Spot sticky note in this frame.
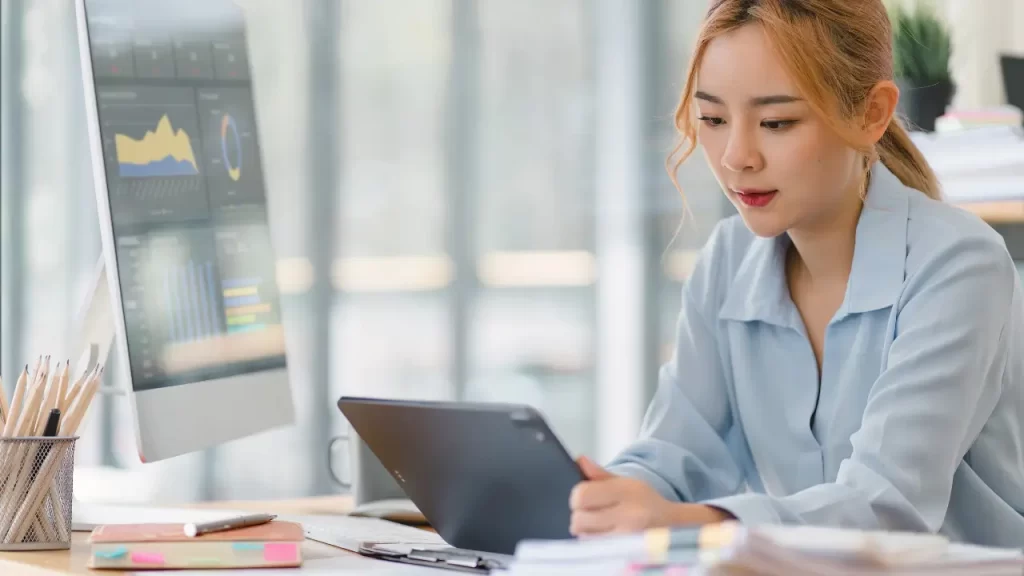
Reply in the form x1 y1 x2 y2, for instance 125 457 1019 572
130 552 165 565
94 546 128 560
263 542 298 563
232 542 265 551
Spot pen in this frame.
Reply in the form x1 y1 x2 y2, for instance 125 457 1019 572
42 409 60 438
184 513 277 538
28 409 62 484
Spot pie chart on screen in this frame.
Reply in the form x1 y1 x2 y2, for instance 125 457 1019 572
220 113 242 182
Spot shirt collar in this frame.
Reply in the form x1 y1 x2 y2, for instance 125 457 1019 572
718 161 910 327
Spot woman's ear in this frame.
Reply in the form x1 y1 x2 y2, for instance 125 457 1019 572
862 80 900 144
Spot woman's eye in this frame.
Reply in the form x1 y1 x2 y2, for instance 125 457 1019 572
762 119 797 131
697 115 725 127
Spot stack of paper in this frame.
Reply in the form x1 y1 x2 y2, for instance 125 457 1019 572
909 126 1024 203
500 522 1024 576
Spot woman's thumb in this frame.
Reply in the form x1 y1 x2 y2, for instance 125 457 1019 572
577 455 614 480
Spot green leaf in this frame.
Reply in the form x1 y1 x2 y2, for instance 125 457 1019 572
890 2 952 85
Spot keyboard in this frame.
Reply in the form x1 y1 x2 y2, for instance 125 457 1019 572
301 515 447 553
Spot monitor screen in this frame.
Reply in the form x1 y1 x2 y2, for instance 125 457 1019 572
83 0 285 391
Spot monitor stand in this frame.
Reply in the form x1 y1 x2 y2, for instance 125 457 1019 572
67 257 132 530
67 258 248 530
69 256 119 393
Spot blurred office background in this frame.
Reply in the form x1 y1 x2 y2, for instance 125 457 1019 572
1 0 1022 505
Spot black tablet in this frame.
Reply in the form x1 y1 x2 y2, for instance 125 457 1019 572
337 396 584 555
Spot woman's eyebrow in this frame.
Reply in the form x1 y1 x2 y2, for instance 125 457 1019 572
750 94 803 106
694 90 803 106
694 90 724 104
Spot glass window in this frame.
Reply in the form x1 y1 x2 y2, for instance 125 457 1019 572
470 0 597 455
333 0 454 416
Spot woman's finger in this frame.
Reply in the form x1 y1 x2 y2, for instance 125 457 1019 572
577 456 614 480
569 479 620 511
569 509 617 536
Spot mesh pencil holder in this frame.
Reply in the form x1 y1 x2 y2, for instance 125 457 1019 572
0 437 77 551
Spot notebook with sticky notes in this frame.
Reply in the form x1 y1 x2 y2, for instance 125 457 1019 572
86 520 303 570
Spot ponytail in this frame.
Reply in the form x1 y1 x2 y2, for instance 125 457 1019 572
876 118 942 200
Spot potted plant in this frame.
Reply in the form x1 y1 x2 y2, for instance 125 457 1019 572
891 3 955 132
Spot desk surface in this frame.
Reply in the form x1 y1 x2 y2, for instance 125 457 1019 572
959 200 1024 224
0 495 358 575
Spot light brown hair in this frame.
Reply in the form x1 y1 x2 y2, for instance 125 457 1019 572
669 0 941 200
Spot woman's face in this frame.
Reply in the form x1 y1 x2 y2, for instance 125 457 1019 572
695 23 862 238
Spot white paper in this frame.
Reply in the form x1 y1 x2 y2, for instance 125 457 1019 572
290 513 447 553
909 127 1024 203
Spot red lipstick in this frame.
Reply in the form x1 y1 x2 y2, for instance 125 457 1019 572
733 188 777 208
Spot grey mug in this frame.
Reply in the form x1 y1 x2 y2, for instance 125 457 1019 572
327 431 408 506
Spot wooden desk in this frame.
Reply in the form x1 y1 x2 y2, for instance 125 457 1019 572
958 200 1024 224
0 496 359 575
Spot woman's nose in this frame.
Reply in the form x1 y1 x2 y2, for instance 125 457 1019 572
721 128 764 173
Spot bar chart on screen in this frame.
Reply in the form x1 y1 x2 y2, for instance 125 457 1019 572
163 259 223 343
222 276 270 335
115 228 225 387
214 213 282 336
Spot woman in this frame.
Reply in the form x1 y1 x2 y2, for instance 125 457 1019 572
570 0 1024 546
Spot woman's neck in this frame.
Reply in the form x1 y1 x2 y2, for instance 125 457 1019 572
786 189 863 285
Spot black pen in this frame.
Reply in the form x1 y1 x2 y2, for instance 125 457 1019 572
184 513 277 538
27 409 62 485
42 408 60 437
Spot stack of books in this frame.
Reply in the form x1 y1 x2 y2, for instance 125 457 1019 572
87 520 304 570
502 522 1024 576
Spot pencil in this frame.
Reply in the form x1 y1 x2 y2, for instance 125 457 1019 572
33 363 62 436
61 366 103 437
0 375 8 427
59 365 92 417
0 360 49 510
53 361 69 413
0 368 28 488
14 368 46 438
0 362 48 510
3 366 28 438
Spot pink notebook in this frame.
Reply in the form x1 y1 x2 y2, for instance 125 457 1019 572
87 521 303 570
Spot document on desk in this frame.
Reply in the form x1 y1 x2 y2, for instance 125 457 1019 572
168 554 444 574
288 514 447 553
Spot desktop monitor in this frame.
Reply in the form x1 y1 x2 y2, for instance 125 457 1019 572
74 0 295 462
1002 55 1024 120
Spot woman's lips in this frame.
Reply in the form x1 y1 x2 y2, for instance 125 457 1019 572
733 188 778 208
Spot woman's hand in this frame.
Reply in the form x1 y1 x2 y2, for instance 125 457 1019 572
569 456 734 536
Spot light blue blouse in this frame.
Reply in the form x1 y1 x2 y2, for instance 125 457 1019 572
608 162 1024 546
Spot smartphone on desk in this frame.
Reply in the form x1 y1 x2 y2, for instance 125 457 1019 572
337 397 585 556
